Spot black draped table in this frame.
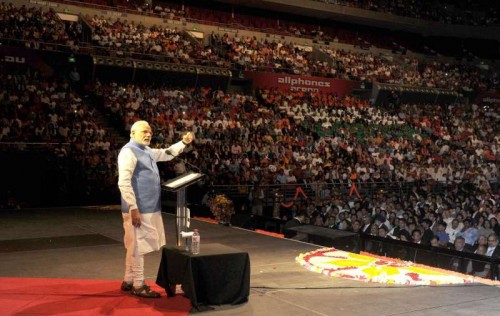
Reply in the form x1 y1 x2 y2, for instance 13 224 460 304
156 243 250 309
286 225 360 252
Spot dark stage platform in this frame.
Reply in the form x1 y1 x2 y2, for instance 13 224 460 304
1 207 500 315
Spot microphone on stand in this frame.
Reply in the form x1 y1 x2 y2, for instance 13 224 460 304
166 149 203 174
165 148 175 156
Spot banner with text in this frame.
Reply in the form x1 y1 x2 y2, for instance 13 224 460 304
244 71 360 97
0 46 54 76
475 92 500 107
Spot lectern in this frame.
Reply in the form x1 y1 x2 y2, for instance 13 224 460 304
162 172 204 247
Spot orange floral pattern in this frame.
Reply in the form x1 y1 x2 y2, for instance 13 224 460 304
297 248 499 286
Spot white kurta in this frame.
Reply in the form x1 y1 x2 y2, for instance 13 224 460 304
123 212 166 256
119 140 187 256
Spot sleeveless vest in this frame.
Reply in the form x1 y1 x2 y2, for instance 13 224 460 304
120 141 161 213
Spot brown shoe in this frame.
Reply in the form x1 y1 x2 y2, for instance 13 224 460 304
131 284 161 298
120 281 133 291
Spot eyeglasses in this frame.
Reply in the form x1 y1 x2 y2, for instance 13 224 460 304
488 239 497 242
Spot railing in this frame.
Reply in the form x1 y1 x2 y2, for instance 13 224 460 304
208 180 499 211
0 37 229 68
1 35 335 78
361 234 500 280
0 142 70 151
281 226 500 281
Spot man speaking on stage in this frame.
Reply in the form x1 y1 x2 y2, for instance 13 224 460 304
118 120 193 298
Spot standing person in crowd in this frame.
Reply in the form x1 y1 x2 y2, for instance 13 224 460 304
284 211 306 240
249 184 265 216
486 234 500 279
467 245 490 278
118 120 193 298
446 218 462 244
361 214 373 234
420 219 434 245
449 236 471 273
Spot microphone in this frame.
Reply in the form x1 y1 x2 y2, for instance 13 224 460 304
167 149 203 174
165 148 174 156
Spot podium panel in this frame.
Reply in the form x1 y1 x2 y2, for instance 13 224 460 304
162 172 203 247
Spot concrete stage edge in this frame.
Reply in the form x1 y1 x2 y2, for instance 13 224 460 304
1 207 499 316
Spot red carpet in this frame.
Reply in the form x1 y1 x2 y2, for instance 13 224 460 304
0 277 191 315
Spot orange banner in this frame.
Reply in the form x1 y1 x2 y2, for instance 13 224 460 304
281 186 309 208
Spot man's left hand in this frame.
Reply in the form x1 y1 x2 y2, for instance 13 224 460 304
130 208 141 227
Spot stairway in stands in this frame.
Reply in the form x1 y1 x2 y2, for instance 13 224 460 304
89 104 128 146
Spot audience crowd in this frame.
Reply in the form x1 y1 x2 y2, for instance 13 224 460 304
214 33 315 75
208 30 500 90
0 68 119 205
151 0 499 59
212 33 499 92
321 48 499 91
87 14 224 66
300 178 500 275
96 81 498 190
2 68 499 277
1 2 499 276
93 80 499 274
0 3 78 49
2 3 498 92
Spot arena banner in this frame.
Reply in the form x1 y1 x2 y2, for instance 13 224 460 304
244 71 360 97
475 92 500 106
0 46 53 76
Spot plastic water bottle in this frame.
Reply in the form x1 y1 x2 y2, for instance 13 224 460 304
191 229 200 255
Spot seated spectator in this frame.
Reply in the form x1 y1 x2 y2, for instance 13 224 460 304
378 225 389 238
456 218 479 247
389 217 411 241
451 236 471 253
472 234 488 252
466 244 490 278
350 219 362 233
411 229 422 244
430 236 441 248
434 221 450 247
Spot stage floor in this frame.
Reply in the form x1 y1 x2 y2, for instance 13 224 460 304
1 207 500 316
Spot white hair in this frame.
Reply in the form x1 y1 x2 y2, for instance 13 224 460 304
130 120 149 132
130 120 150 139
